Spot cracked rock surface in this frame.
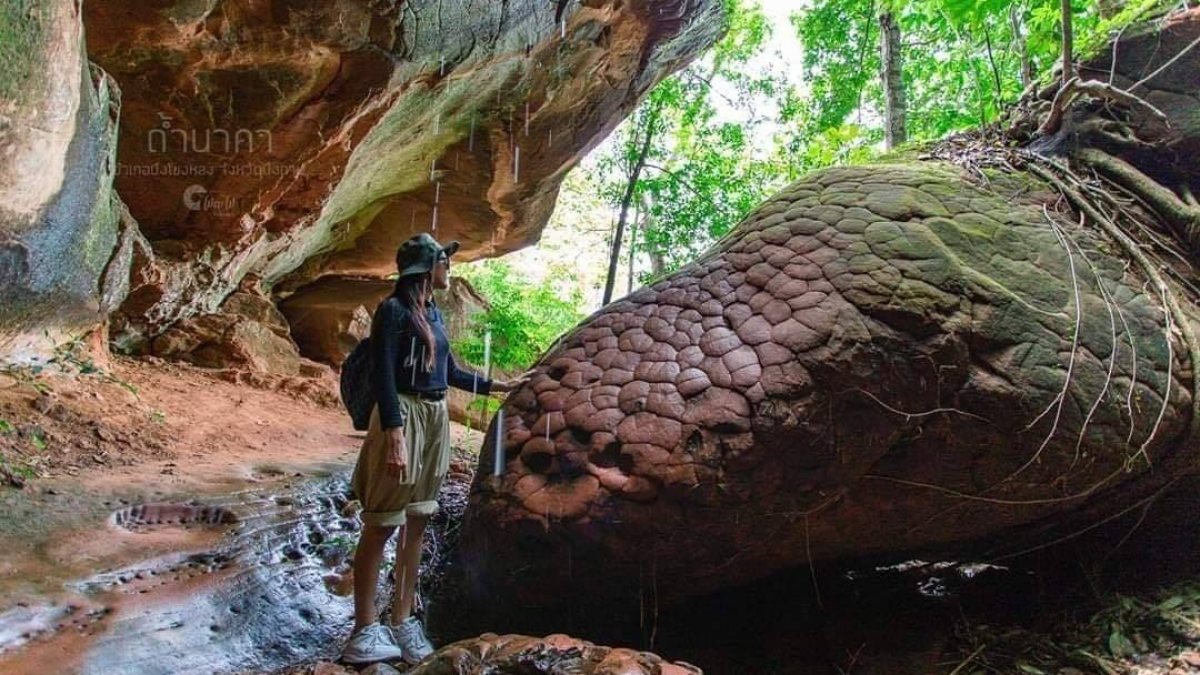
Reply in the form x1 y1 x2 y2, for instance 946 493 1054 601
456 162 1195 613
406 633 701 675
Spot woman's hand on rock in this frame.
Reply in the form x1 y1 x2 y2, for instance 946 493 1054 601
491 370 535 394
385 427 408 482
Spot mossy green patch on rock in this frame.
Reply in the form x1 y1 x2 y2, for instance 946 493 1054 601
0 0 52 108
0 5 136 364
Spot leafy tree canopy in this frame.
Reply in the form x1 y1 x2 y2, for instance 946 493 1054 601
452 260 586 372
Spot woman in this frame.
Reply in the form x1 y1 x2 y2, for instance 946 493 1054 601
342 233 527 665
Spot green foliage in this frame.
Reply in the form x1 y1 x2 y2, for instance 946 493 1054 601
466 396 502 418
951 580 1200 673
452 261 586 372
0 457 36 484
575 0 1176 293
791 0 1174 147
791 0 882 134
1074 0 1174 56
0 417 38 485
596 0 792 278
316 534 356 560
2 331 143 399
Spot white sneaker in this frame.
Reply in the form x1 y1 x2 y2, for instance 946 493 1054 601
341 623 406 664
390 615 435 664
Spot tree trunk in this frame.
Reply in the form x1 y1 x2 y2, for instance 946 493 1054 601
1061 0 1074 85
603 122 656 306
627 206 641 295
879 10 906 150
854 1 876 125
1010 4 1033 89
649 249 666 277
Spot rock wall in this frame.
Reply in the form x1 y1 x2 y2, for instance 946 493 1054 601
279 276 485 365
80 0 724 349
1072 8 1200 187
0 1 138 363
150 281 306 374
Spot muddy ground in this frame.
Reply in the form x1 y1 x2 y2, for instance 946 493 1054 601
0 355 480 673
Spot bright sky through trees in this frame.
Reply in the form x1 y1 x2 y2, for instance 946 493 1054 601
709 1 808 136
489 1 809 309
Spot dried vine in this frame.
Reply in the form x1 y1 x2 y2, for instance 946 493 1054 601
928 11 1200 454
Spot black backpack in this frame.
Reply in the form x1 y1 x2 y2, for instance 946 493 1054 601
341 298 396 431
339 337 373 431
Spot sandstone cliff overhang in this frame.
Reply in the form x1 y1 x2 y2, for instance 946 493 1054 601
81 0 725 346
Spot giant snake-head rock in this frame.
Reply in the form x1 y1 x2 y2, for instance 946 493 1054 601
452 9 1200 622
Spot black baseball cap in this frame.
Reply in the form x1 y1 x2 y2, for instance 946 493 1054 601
396 233 460 277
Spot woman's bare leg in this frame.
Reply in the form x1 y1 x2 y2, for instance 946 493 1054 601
353 524 396 631
392 514 429 621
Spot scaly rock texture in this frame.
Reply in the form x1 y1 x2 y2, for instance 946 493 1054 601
406 633 702 675
81 0 724 347
298 634 701 675
0 1 139 363
456 162 1196 615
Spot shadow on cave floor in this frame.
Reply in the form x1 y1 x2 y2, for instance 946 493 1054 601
617 478 1200 675
427 475 1200 675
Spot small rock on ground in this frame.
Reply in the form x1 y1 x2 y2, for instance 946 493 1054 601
360 664 403 675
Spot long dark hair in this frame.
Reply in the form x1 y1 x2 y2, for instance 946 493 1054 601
394 273 437 372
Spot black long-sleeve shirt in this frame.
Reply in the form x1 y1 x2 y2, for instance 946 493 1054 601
370 296 492 429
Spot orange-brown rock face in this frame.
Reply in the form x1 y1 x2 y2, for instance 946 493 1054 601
82 0 723 346
279 276 487 366
455 163 1196 618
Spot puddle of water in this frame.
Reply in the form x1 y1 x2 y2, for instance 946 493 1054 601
0 474 360 675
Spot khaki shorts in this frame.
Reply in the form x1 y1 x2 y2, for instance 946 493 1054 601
351 393 451 527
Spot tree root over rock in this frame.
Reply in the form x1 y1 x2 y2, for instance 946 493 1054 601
1019 158 1200 449
931 36 1200 455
